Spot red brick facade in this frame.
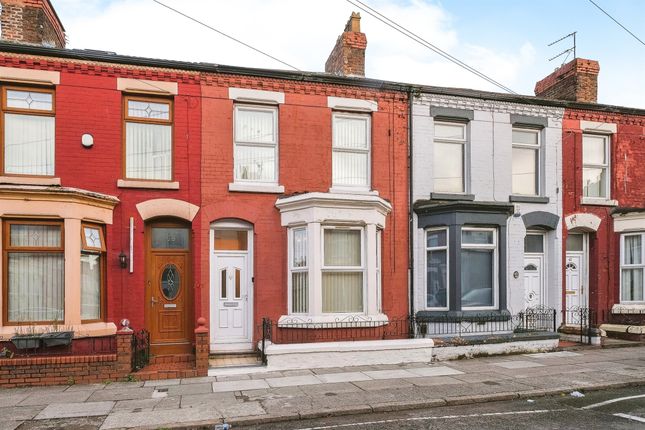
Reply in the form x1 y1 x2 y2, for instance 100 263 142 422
0 0 65 48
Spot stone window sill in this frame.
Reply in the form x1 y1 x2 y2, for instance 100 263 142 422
117 179 179 190
430 192 475 201
612 303 645 314
0 176 61 186
509 195 550 204
0 321 116 341
228 182 285 194
581 197 618 207
277 313 389 328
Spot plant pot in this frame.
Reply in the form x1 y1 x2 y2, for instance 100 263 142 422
41 331 74 347
10 335 41 350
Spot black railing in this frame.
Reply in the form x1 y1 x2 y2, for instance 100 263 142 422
131 329 150 371
561 307 597 344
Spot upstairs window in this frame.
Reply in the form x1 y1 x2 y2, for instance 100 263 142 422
332 113 370 190
2 87 55 176
512 128 540 195
434 122 466 193
582 134 610 198
124 96 172 181
234 105 278 183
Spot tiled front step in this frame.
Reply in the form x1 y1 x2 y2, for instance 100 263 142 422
149 354 195 365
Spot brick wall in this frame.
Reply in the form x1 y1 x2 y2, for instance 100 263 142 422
325 12 366 77
535 59 599 103
0 0 65 47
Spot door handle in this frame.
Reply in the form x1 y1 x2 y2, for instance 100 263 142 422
151 296 158 306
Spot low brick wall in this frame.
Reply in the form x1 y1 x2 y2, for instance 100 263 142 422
0 330 132 388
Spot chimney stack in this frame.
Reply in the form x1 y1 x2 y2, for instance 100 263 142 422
0 0 66 48
325 12 367 77
534 58 599 103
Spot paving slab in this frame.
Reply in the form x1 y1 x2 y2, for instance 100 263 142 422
153 395 181 410
99 407 222 429
265 375 322 388
0 405 45 420
452 371 516 383
19 390 93 406
142 378 181 387
352 377 415 391
218 400 266 418
405 366 463 377
315 371 372 384
406 376 465 387
491 360 546 369
298 382 363 396
86 387 154 402
165 382 212 396
20 416 105 430
524 351 582 359
111 398 161 412
0 393 30 408
35 401 114 419
180 392 237 409
0 421 21 430
180 376 217 385
362 369 418 380
212 378 269 392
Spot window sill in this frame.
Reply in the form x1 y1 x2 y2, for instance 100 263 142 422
580 197 618 207
416 310 510 322
277 313 389 328
430 192 475 201
117 179 179 190
328 187 379 196
0 176 61 186
228 182 285 194
509 195 550 204
0 321 116 341
612 304 645 314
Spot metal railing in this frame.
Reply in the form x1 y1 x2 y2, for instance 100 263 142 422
561 306 597 344
131 329 150 371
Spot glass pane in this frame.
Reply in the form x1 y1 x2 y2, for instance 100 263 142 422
512 147 538 195
433 141 463 193
462 229 494 245
7 252 64 322
234 269 241 299
151 227 189 249
235 108 275 143
10 224 61 248
81 253 101 320
160 264 180 300
6 90 53 110
292 272 309 313
427 229 447 248
334 116 368 149
524 234 544 253
582 167 606 197
322 272 363 312
220 269 227 299
125 122 172 180
427 249 447 308
324 230 361 267
566 234 583 251
435 123 465 140
127 100 170 120
83 227 102 249
235 144 276 181
512 129 538 145
4 113 55 176
332 151 368 187
214 230 248 251
624 235 642 265
622 268 644 302
292 229 307 267
461 249 493 307
583 135 606 165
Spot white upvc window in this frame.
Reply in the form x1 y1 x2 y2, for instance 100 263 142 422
426 227 449 310
620 233 645 303
460 227 498 310
433 121 467 193
288 227 309 314
512 128 540 196
332 112 371 190
322 227 365 313
234 104 278 184
582 134 610 199
376 229 382 313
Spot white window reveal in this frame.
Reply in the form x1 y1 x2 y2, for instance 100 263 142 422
234 105 278 184
512 128 540 196
621 233 645 302
426 228 448 309
322 228 364 313
332 113 371 190
289 227 309 313
582 134 610 199
433 122 466 193
461 227 497 310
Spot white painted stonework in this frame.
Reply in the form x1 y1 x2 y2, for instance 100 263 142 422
432 338 559 362
565 213 601 232
228 87 285 104
613 212 645 233
327 96 378 112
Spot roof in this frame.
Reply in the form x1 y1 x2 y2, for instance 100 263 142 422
1 41 644 116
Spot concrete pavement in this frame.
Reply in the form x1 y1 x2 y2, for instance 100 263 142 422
2 346 645 429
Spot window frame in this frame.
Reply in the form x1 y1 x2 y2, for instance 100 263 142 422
376 228 382 314
233 103 279 185
1 86 56 177
620 233 645 303
425 226 449 311
288 226 309 315
122 94 174 182
2 219 65 326
320 225 366 314
331 111 372 191
460 226 498 311
80 222 106 323
511 127 541 196
582 133 611 199
433 120 468 194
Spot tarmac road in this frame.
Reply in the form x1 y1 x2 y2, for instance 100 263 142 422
240 386 645 429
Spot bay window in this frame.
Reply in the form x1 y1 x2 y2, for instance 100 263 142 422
81 223 106 321
234 105 278 183
582 134 610 198
512 128 540 195
2 87 55 176
322 228 364 313
289 227 308 314
433 122 466 193
621 233 645 302
461 228 497 309
124 96 173 181
332 113 370 190
426 228 448 309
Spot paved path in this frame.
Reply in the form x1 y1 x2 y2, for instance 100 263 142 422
2 346 645 429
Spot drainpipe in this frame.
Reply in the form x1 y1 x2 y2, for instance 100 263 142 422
408 87 415 319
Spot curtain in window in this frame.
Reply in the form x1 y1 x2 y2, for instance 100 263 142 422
332 152 368 187
433 142 463 193
324 230 361 266
460 249 493 307
236 109 275 143
624 236 642 265
81 253 101 320
4 114 55 175
333 116 369 187
291 229 308 313
622 269 644 301
125 122 171 180
8 253 64 322
322 272 363 312
235 144 276 181
10 224 60 247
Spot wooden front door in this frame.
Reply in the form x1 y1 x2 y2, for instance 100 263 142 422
146 223 192 354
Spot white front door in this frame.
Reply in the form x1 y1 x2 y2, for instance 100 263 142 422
212 254 250 346
523 255 544 308
565 253 584 322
